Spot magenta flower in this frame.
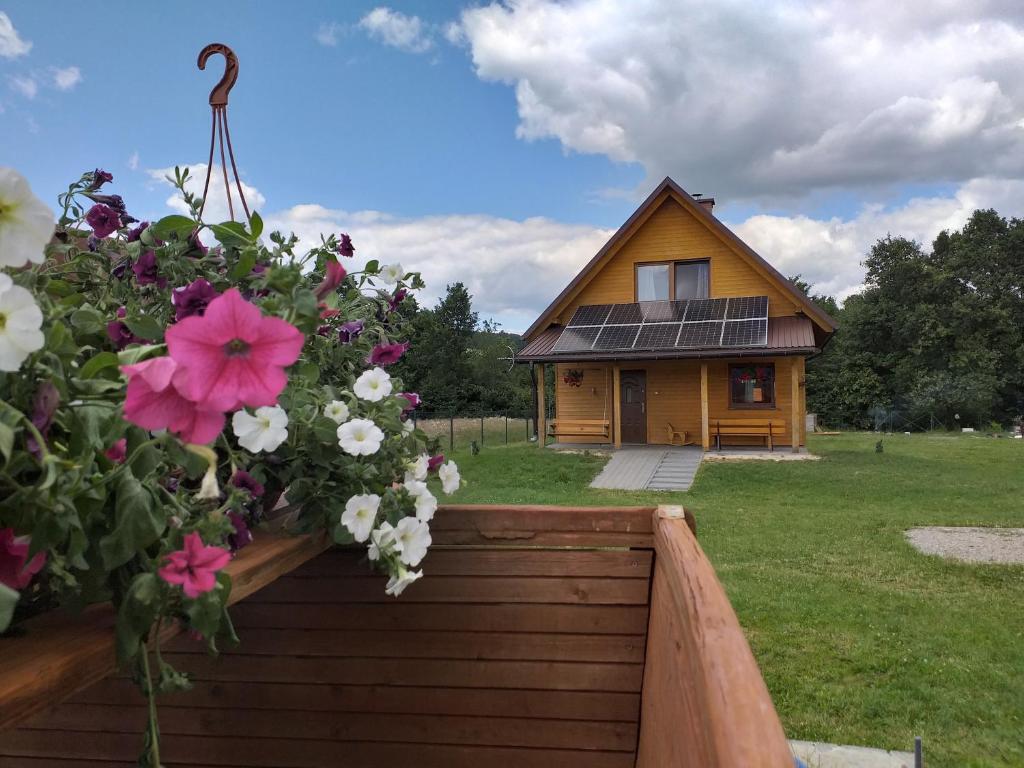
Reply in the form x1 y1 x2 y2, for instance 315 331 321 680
122 356 225 444
338 320 364 344
315 258 347 300
231 469 264 497
227 511 253 552
172 279 220 321
388 288 408 313
336 233 355 258
85 203 121 238
0 529 47 591
165 288 304 411
133 250 166 288
186 231 208 258
398 391 420 416
88 169 114 190
107 308 147 350
427 453 445 473
104 438 127 464
126 221 149 243
367 341 409 366
158 531 231 598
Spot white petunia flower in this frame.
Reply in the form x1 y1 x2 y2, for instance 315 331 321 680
337 417 385 456
439 460 461 495
385 566 422 597
368 521 399 561
403 479 437 521
196 465 221 500
379 263 404 285
0 168 54 268
324 400 350 424
405 454 429 482
401 420 415 435
341 493 380 542
0 273 44 372
232 406 289 453
353 367 392 402
394 517 431 567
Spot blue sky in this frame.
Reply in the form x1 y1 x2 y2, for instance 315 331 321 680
3 2 1024 331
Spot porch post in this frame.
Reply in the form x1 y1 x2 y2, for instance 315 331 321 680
536 363 546 448
791 359 800 454
700 363 710 451
612 365 622 448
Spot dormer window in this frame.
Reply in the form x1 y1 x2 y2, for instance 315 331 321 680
636 260 709 302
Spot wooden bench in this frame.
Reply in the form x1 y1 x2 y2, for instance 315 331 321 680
548 418 610 440
712 418 786 451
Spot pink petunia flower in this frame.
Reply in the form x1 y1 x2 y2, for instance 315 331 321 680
158 531 231 598
0 529 47 590
165 288 304 411
427 453 445 473
367 341 409 366
398 392 420 418
104 438 128 464
314 258 347 300
121 356 225 444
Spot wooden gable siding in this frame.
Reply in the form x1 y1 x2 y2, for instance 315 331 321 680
552 197 799 327
555 357 805 447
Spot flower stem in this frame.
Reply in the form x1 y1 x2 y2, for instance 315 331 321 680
140 636 163 767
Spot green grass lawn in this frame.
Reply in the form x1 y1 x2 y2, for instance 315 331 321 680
443 433 1024 768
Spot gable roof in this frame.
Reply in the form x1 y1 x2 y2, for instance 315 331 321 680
523 177 837 340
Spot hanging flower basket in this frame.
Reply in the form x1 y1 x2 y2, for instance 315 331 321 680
562 369 584 387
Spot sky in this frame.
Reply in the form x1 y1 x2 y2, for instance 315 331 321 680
3 1 1024 332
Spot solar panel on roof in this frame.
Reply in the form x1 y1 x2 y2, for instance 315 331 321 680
594 324 641 350
566 304 612 327
640 300 687 322
684 298 728 322
606 303 643 325
721 318 768 347
635 323 682 349
725 296 768 320
676 321 724 348
551 326 601 352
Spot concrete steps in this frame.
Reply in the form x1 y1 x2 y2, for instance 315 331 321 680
646 449 703 491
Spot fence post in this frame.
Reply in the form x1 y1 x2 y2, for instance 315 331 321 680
480 415 484 447
449 413 454 453
505 412 509 445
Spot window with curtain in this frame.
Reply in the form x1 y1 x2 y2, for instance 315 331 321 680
636 264 670 301
729 364 775 407
674 261 709 300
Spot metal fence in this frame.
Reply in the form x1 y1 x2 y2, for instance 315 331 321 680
410 410 552 452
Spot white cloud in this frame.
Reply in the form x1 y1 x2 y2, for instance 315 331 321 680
128 151 140 171
359 7 434 54
454 0 1024 201
147 163 267 225
315 21 343 47
51 66 81 91
7 75 37 99
0 12 31 59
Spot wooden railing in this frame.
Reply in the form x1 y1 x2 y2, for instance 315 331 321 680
636 506 792 766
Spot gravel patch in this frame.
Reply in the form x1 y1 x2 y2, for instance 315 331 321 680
906 527 1024 565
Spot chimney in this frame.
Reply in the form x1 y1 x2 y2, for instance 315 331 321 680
692 193 715 214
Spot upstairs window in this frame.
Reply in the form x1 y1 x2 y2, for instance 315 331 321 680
636 260 710 302
730 364 775 407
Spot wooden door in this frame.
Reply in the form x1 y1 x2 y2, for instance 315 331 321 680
620 370 647 443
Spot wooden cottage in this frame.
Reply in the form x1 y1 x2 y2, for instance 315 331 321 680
520 178 836 452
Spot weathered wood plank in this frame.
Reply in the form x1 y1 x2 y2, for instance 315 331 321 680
635 507 791 767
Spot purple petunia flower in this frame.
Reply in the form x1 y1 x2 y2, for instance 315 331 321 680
27 381 59 459
227 511 254 552
338 319 364 344
387 288 408 314
126 221 150 242
185 231 208 258
336 233 355 258
315 258 347 300
427 453 445 473
231 470 265 498
85 192 127 216
85 203 121 238
87 234 101 252
172 278 219 321
398 392 420 416
88 169 113 191
132 250 166 288
367 341 409 366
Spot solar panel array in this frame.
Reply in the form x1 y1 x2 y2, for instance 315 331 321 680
552 296 768 353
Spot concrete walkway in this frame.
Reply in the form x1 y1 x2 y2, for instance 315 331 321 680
589 446 703 491
790 740 915 768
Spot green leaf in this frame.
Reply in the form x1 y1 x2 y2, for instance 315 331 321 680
115 572 161 664
209 221 253 249
248 211 264 239
0 422 13 464
70 307 105 334
123 315 163 342
117 343 165 366
99 471 167 570
229 247 257 280
150 215 196 242
0 584 18 633
80 351 120 379
299 362 320 384
364 259 379 274
185 571 231 642
69 403 117 454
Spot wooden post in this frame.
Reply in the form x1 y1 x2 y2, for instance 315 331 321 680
536 363 546 448
791 360 800 453
613 365 622 448
700 363 709 451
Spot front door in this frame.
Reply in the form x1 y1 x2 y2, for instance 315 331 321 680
620 370 647 443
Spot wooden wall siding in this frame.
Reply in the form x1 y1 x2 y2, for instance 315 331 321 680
556 358 804 448
636 510 792 767
554 198 800 326
554 363 612 443
0 507 659 768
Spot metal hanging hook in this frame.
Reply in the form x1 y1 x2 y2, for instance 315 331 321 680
197 43 239 107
